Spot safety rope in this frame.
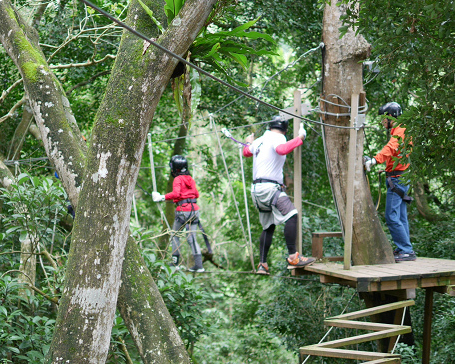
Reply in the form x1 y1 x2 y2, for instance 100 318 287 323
391 305 407 354
147 133 171 230
211 114 255 272
238 144 255 272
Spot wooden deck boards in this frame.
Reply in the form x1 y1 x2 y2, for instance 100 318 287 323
303 257 455 292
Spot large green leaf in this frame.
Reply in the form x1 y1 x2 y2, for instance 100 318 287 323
228 53 248 70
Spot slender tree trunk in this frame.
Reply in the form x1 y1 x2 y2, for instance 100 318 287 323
0 0 216 362
322 0 394 265
18 234 36 298
7 102 34 161
0 159 14 190
413 179 441 221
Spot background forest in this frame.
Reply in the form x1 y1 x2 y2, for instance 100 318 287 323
1 0 454 363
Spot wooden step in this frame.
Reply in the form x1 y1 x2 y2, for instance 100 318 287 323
300 300 414 363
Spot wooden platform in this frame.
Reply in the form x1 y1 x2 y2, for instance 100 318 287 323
303 257 455 294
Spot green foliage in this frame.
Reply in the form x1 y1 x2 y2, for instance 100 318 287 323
164 0 185 24
190 18 277 86
340 0 455 194
195 325 297 363
0 276 54 362
0 173 67 243
393 343 419 364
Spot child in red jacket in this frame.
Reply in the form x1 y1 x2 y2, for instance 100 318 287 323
152 155 204 272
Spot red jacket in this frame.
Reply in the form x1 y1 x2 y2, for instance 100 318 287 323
165 175 199 211
374 126 410 173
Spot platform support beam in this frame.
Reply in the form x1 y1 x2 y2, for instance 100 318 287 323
344 93 359 270
293 90 302 255
422 287 434 364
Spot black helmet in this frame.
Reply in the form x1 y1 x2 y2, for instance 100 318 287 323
169 155 188 177
378 102 402 118
269 115 288 132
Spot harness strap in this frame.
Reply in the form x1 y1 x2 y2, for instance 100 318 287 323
176 198 197 206
252 185 283 213
386 170 405 178
253 178 281 185
387 177 413 204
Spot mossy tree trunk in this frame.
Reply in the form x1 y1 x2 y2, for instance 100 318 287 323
322 0 394 265
0 0 217 362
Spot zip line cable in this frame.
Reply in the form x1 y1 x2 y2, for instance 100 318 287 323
79 0 366 130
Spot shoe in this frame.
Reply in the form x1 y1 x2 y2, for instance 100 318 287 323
188 266 205 273
395 252 417 262
188 254 205 273
169 255 180 270
256 263 270 275
287 252 316 267
393 249 400 260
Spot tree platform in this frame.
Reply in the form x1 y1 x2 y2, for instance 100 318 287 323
298 257 455 295
291 257 455 364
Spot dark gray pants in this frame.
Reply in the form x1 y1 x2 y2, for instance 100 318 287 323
171 210 201 256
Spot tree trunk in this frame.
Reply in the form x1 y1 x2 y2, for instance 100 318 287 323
0 159 14 190
322 0 394 265
7 101 34 161
118 236 189 363
18 234 36 298
0 0 216 362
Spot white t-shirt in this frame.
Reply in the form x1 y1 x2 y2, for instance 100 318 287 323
248 130 287 184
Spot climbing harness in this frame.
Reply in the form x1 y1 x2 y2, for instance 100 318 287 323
387 176 413 204
176 198 198 206
251 183 283 213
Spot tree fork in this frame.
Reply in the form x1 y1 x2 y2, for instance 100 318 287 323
1 0 217 362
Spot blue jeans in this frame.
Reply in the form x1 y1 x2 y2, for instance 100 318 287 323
385 177 413 254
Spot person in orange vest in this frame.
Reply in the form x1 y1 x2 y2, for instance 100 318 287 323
152 155 205 272
243 116 315 275
364 102 415 262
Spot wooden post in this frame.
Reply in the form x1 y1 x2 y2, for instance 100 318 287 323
344 94 359 270
422 287 434 364
294 90 302 255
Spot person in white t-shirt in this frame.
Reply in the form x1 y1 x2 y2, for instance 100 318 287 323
243 116 315 275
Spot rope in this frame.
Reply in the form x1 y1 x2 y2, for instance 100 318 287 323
391 306 407 354
147 133 171 230
238 145 255 272
211 114 253 271
192 269 317 281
